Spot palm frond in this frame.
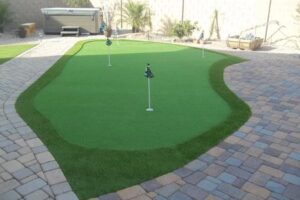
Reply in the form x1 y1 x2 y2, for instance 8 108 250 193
122 0 152 32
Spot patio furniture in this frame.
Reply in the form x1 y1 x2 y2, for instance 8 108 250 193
239 38 263 50
226 38 239 49
61 26 80 36
227 36 263 50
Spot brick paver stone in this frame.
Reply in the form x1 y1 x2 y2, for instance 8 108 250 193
242 182 270 199
2 160 24 173
117 185 145 200
45 169 66 185
156 173 181 186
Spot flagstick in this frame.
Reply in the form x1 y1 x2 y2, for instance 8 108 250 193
146 77 153 111
202 41 205 58
108 46 112 67
116 32 120 45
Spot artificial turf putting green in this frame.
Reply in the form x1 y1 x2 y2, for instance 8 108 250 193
0 43 36 64
34 40 231 150
16 40 250 199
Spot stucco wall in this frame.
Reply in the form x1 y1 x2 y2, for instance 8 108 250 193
103 0 300 48
1 0 65 28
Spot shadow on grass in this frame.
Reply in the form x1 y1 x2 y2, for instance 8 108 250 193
15 40 251 199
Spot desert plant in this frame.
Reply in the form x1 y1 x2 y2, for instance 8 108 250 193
122 0 152 33
63 0 90 7
159 17 177 36
173 23 185 39
0 1 11 33
173 20 197 39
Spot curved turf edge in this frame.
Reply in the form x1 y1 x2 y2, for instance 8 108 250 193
16 40 251 199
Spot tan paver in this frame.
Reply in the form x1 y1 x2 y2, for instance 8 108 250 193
2 160 24 173
117 185 145 200
207 147 225 157
45 169 66 185
36 152 55 164
131 194 152 200
156 173 181 185
242 182 270 199
258 165 284 178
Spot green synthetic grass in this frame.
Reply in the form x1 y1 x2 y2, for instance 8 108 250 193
16 40 251 199
34 40 231 150
0 44 36 64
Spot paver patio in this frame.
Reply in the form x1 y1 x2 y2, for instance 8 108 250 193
0 37 299 200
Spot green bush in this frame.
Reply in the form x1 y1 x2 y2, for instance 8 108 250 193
0 1 11 33
173 23 185 39
173 20 197 39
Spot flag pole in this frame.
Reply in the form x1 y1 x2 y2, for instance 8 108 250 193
145 64 154 111
108 46 112 67
146 77 153 111
108 47 111 66
105 38 112 67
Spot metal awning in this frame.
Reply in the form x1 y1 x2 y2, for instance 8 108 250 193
41 8 100 16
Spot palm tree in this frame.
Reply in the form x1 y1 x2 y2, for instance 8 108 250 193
122 0 151 33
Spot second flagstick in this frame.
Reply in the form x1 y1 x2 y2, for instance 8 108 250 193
144 63 154 112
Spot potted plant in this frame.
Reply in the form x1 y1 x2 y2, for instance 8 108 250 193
16 25 26 38
104 25 112 38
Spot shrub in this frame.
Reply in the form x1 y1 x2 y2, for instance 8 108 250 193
173 20 197 39
173 23 185 39
159 17 177 36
